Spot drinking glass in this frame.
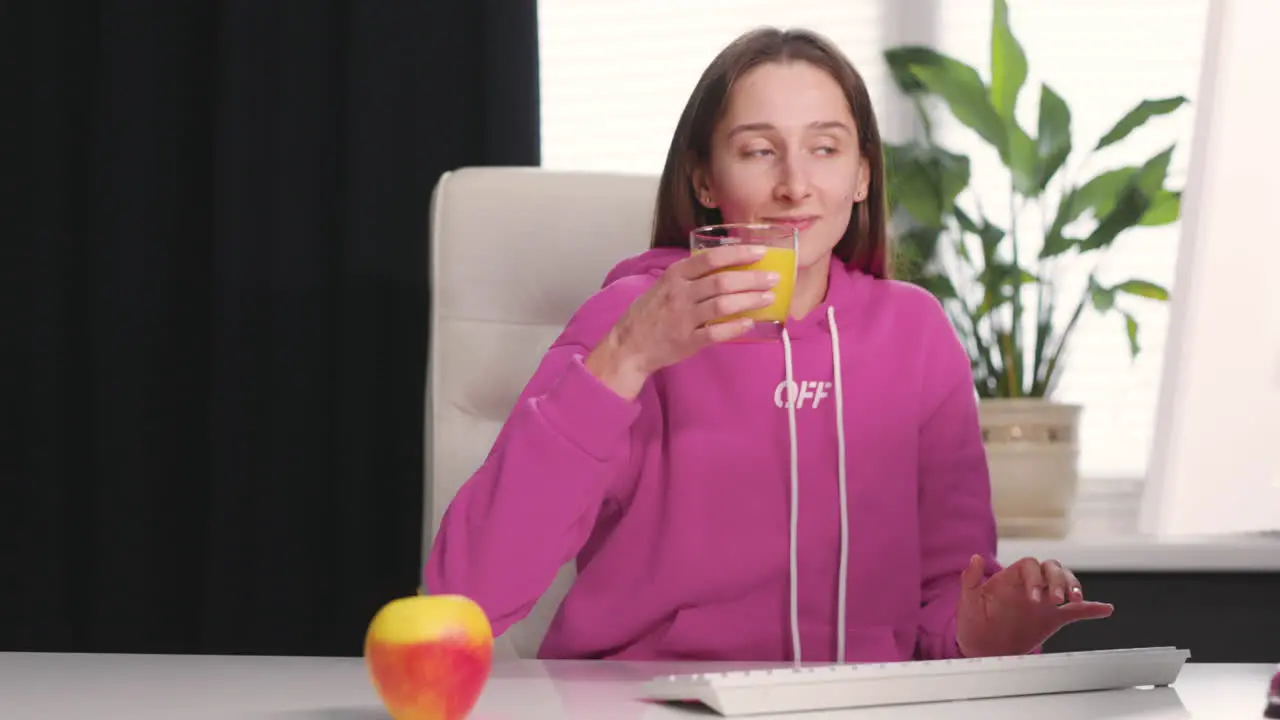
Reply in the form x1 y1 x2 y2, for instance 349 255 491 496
689 222 798 341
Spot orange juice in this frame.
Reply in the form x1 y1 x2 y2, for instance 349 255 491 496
696 245 797 324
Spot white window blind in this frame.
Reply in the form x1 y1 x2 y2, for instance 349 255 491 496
932 1 1210 482
537 0 899 175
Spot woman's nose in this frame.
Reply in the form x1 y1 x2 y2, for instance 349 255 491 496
773 155 811 202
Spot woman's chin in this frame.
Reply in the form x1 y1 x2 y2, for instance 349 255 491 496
797 247 837 271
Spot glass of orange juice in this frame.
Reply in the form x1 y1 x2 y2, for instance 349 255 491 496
690 222 798 341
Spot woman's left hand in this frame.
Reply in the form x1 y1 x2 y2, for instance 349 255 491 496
955 554 1115 658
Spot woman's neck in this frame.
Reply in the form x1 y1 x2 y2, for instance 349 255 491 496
788 254 832 321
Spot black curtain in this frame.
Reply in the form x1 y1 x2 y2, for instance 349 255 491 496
0 0 539 656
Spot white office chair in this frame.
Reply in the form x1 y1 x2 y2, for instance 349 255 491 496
424 166 660 658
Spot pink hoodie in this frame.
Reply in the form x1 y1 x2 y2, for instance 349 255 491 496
424 247 1000 663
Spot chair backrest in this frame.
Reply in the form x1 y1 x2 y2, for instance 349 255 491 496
425 166 659 658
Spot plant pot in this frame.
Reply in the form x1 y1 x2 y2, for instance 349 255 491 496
977 398 1082 538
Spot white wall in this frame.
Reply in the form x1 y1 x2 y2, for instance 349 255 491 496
1141 0 1280 536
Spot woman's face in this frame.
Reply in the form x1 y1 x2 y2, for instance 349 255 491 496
694 60 869 270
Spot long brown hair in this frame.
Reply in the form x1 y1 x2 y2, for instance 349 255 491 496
650 27 891 279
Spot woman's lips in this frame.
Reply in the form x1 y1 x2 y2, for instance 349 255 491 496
763 216 818 232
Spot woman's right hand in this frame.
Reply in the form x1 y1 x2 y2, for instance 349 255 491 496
585 244 780 400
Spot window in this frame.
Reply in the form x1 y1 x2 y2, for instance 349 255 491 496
931 1 1210 483
537 0 906 175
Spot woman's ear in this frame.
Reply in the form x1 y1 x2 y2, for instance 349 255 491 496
854 160 871 203
689 165 717 208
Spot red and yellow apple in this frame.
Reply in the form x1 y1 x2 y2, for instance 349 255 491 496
364 594 494 720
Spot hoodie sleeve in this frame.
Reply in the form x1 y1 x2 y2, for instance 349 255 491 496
913 295 1000 660
423 278 651 637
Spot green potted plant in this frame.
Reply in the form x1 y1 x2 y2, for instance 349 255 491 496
882 0 1187 537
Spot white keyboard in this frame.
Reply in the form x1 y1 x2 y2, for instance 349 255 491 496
641 647 1191 716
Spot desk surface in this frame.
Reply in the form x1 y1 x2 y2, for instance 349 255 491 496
0 652 1272 719
997 533 1280 572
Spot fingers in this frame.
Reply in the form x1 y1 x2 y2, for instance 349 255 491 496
1063 567 1085 603
688 266 779 303
693 289 776 326
679 244 767 279
1042 560 1072 605
1013 557 1047 603
1056 600 1115 625
1037 559 1085 605
697 317 755 344
673 247 779 331
960 554 985 591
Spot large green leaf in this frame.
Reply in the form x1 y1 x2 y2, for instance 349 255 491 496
883 46 937 95
1139 190 1181 226
1007 125 1040 196
913 273 959 301
1041 168 1134 259
953 206 1005 259
988 0 1039 195
953 206 981 235
1038 232 1079 259
989 0 1027 122
1044 148 1173 257
1088 277 1115 311
1121 311 1141 357
1077 147 1172 252
1096 96 1189 150
893 225 943 281
1112 279 1170 301
883 141 970 227
884 47 1008 156
979 263 1038 288
1035 84 1072 190
1133 148 1175 196
1069 167 1138 222
883 143 903 211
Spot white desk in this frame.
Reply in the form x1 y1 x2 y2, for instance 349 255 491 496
0 652 1272 719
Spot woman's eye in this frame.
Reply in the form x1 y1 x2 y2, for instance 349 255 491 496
814 146 838 156
743 147 774 158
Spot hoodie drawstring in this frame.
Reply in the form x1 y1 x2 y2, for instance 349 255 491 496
779 306 850 666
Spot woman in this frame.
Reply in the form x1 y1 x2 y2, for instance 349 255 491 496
424 27 1113 663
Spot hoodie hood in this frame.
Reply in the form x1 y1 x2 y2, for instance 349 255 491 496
600 247 688 287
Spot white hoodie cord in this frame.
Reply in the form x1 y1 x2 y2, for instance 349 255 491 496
827 307 850 665
780 327 803 666
779 307 850 666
